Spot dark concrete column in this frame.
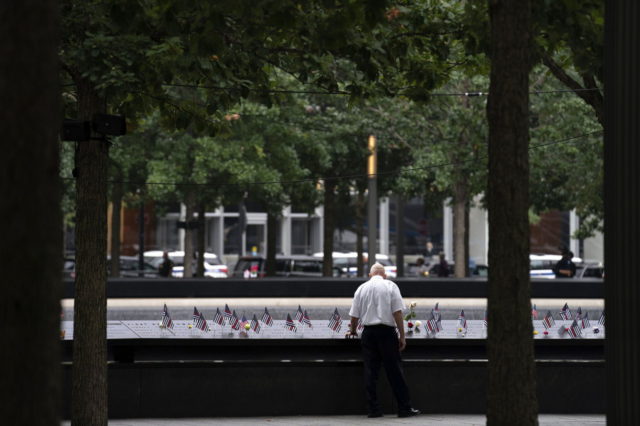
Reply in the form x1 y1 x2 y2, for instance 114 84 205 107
604 1 640 423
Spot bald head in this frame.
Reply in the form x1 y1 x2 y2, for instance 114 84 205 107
369 262 386 277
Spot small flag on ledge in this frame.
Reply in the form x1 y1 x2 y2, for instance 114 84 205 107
559 303 572 321
161 304 174 330
285 313 297 332
230 310 241 330
329 308 342 332
213 308 224 326
251 314 261 333
542 311 555 330
302 310 312 328
295 305 304 322
262 307 274 326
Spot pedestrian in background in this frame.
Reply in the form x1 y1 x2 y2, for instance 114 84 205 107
158 251 174 277
554 249 576 278
415 257 429 277
347 263 420 418
437 252 450 277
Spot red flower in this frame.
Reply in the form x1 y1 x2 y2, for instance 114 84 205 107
407 322 413 328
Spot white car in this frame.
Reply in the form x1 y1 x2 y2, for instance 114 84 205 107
529 254 582 279
313 251 397 278
144 250 228 278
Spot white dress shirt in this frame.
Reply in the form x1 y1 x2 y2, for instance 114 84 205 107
349 275 405 327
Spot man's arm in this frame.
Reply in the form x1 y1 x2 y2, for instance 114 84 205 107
393 310 406 351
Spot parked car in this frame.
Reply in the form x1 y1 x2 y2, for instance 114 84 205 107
529 253 582 279
575 263 604 279
113 255 159 278
62 257 76 279
144 250 228 278
232 255 327 278
425 262 488 277
312 252 397 278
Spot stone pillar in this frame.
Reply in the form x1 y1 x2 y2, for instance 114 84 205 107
605 2 640 423
569 210 580 257
281 206 292 256
443 200 453 262
379 197 389 255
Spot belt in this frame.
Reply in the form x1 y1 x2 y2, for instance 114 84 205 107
363 324 395 329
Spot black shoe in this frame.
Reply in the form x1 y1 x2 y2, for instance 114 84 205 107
398 408 420 418
367 412 383 418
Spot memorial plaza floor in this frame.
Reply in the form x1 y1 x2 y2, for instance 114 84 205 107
61 414 606 425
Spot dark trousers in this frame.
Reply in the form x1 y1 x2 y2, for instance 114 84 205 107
361 325 411 413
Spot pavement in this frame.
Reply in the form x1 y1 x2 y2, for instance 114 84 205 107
61 414 606 425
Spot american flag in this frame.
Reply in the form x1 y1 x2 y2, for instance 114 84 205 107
192 306 200 322
213 308 224 325
328 308 342 332
195 312 210 332
302 310 312 328
224 304 233 322
230 310 240 330
598 310 605 326
483 310 488 329
559 303 572 320
580 312 591 329
567 319 582 338
240 313 249 328
457 310 467 331
251 314 261 333
531 304 539 320
295 305 304 322
357 317 364 331
284 313 297 332
427 311 440 334
261 307 274 326
434 302 441 322
161 304 174 330
542 311 555 329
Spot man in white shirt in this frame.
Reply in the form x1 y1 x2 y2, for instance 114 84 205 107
348 263 420 418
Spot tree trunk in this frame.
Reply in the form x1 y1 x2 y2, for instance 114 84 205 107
453 181 469 278
183 190 195 278
356 188 365 277
196 202 206 277
0 2 61 423
266 210 278 277
110 167 123 278
322 180 336 276
486 0 537 425
72 79 109 425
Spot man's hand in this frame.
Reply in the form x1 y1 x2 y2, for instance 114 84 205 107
345 330 358 339
398 336 406 351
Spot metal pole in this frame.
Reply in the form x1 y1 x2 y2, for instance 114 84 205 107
367 135 377 271
138 199 144 277
395 195 405 277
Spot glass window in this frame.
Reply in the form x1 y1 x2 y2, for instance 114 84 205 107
224 217 240 255
245 224 265 255
292 219 310 254
292 260 322 273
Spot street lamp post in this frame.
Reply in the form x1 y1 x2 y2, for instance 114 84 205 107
367 135 377 272
138 197 145 277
